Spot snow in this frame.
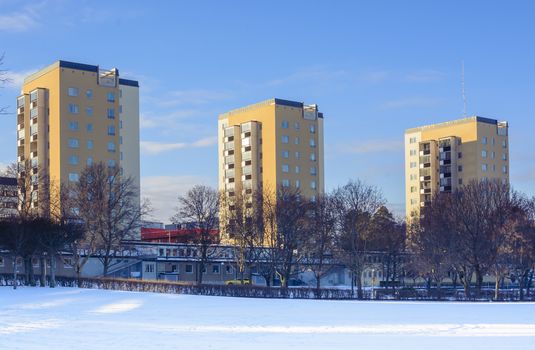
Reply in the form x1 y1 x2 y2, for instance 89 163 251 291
0 287 534 350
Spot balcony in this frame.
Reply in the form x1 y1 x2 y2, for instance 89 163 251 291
439 159 451 165
224 142 234 151
31 134 38 142
17 139 24 147
419 149 431 156
242 165 252 175
242 152 251 161
17 155 24 162
419 175 431 181
30 151 38 158
17 129 25 140
439 146 451 152
420 188 431 194
225 155 235 164
440 186 452 192
419 163 431 169
225 169 235 178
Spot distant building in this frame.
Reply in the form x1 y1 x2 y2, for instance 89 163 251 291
0 177 18 218
141 227 219 244
218 98 324 242
17 60 140 228
404 116 509 219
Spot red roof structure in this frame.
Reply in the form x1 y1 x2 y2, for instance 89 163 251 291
141 227 219 244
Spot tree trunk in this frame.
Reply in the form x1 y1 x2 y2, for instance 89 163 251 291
49 254 57 288
12 256 17 290
494 274 500 300
350 271 355 298
39 256 46 287
474 265 483 297
356 270 363 300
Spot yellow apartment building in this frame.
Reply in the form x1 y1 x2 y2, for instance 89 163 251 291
16 60 140 218
218 98 324 242
405 116 509 220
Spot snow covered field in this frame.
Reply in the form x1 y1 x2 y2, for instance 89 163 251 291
1 287 534 350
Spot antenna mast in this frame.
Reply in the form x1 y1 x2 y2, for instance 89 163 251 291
461 60 467 117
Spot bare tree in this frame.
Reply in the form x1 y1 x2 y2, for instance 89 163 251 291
408 193 455 298
220 188 264 283
302 192 337 292
69 163 147 276
0 53 10 115
369 206 406 291
334 179 385 299
171 185 219 285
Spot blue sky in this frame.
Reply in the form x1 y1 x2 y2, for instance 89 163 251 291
1 0 534 222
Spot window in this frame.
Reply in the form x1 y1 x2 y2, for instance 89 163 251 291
107 142 116 152
87 140 93 150
310 152 316 161
86 89 93 99
410 174 417 180
481 150 487 158
295 180 300 188
310 166 317 176
458 152 462 159
310 181 317 190
68 87 79 96
309 124 316 134
491 137 495 145
281 135 289 144
282 150 289 158
225 265 233 274
107 92 115 102
482 163 488 172
212 265 220 274
502 153 507 160
502 166 507 174
310 138 316 147
108 159 116 168
0 256 3 267
107 108 115 119
409 149 417 156
282 179 290 187
410 162 417 168
294 137 300 145
87 157 93 166
458 165 463 172
502 140 507 148
86 107 93 116
68 121 78 131
294 122 300 129
295 165 300 174
281 120 289 128
87 123 93 132
69 155 79 165
108 125 116 135
410 186 417 193
458 178 463 185
482 137 487 145
68 104 79 114
68 138 79 148
68 173 79 182
409 137 417 144
185 264 193 273
282 164 289 173
295 151 300 159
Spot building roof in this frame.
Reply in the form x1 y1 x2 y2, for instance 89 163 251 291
23 60 139 87
0 177 17 186
219 98 320 119
405 116 506 134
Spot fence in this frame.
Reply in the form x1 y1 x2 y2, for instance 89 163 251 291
1 274 533 301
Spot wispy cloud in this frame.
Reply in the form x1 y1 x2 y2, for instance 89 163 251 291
155 89 232 108
336 139 404 154
0 1 47 32
380 96 444 110
4 68 39 89
404 69 445 83
141 175 213 222
361 70 390 83
140 136 217 155
266 66 349 87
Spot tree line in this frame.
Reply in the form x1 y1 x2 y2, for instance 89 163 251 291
0 161 147 288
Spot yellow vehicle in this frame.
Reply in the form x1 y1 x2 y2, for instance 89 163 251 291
225 279 251 285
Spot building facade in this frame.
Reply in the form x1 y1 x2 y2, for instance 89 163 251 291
0 177 18 218
218 98 324 241
16 60 140 217
404 116 509 219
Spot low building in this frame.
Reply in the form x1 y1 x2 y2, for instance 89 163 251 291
0 177 18 218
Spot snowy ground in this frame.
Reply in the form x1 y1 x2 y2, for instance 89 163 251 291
1 287 534 350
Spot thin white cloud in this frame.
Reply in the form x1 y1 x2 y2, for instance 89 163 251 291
157 89 232 108
361 70 390 83
4 68 39 89
338 139 404 154
141 175 213 223
0 1 47 32
140 136 217 155
267 66 349 87
404 69 445 83
380 97 444 110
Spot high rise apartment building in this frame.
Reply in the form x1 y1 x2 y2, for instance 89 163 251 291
16 60 140 214
404 116 509 219
218 98 324 240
